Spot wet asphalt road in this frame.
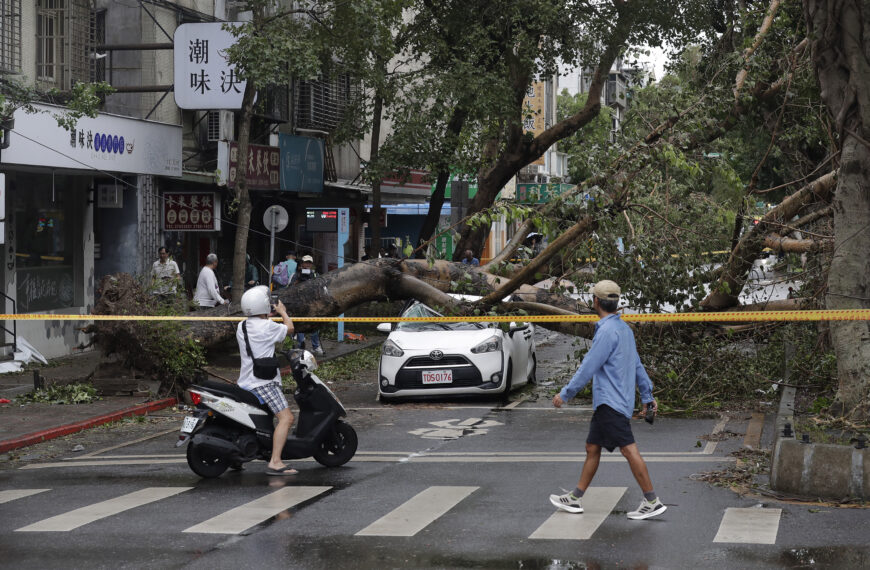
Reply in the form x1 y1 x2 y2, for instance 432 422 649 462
1 331 868 569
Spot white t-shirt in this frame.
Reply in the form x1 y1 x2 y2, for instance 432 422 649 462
151 260 180 294
236 317 288 390
194 266 225 307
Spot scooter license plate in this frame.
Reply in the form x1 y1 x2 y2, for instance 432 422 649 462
422 370 453 384
181 415 199 433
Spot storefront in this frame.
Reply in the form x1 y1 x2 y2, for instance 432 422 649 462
0 104 181 358
216 136 366 280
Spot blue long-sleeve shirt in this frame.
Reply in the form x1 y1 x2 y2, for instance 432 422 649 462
559 313 654 418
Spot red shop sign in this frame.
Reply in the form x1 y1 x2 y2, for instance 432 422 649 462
228 142 280 190
164 192 217 231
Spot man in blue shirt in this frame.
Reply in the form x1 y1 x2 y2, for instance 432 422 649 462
549 280 667 520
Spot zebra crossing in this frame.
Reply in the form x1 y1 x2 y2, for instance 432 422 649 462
1 484 782 544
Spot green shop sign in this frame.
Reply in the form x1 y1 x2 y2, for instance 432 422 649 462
434 232 454 259
516 183 573 204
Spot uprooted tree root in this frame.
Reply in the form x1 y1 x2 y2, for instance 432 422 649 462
87 274 204 394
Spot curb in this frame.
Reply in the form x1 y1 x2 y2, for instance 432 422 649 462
0 397 178 454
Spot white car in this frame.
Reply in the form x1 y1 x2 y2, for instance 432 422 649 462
377 298 536 400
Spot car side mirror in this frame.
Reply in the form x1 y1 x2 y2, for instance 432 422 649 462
377 323 392 333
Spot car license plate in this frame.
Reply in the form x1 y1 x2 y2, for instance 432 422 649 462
422 370 453 384
181 415 199 433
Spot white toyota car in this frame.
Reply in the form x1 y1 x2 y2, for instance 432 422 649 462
376 297 536 400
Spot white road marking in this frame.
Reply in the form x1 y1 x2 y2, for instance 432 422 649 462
21 450 735 469
530 487 626 540
703 416 729 455
355 486 477 537
713 507 782 544
183 487 331 534
501 395 529 409
15 487 191 532
0 489 50 504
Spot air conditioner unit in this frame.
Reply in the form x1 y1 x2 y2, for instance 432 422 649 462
206 110 234 142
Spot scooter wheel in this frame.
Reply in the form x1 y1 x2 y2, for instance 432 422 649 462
313 421 358 467
187 441 230 478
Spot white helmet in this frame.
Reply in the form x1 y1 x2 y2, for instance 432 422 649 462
241 285 271 316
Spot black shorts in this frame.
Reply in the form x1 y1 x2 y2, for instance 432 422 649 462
587 404 635 452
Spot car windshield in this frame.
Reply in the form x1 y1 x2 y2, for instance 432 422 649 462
397 302 484 331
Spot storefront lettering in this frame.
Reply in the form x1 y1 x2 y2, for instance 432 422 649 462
17 268 75 313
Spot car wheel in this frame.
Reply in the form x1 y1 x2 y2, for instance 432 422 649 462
527 355 537 385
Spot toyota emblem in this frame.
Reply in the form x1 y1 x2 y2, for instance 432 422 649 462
430 350 444 360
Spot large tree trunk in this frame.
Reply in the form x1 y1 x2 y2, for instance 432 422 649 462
805 0 870 419
368 90 384 256
231 81 257 303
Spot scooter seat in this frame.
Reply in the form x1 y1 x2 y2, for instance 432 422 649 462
193 379 271 411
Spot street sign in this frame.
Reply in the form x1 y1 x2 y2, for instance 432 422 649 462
263 205 289 232
264 205 289 287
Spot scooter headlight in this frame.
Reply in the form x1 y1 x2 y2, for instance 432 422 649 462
471 335 502 354
382 339 404 357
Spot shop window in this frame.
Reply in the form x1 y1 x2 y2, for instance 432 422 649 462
12 179 81 312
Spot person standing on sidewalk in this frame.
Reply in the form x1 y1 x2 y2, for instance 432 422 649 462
193 253 228 309
150 247 181 299
288 255 323 355
549 279 666 520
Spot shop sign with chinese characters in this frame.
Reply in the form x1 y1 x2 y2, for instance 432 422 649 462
226 142 280 190
163 193 220 231
174 23 246 110
0 104 181 176
516 183 573 204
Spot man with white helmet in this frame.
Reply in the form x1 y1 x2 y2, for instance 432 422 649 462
237 286 296 475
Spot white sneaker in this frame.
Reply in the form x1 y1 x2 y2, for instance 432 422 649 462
549 491 583 513
627 498 667 520
314 346 324 355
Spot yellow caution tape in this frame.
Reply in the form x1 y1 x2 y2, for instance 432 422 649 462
0 310 868 323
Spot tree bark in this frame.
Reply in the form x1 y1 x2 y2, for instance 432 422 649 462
231 81 257 303
418 107 468 245
368 90 384 256
804 0 870 419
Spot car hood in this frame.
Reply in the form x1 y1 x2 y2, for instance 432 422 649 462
388 328 500 351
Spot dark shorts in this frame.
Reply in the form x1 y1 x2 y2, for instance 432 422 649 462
587 404 635 452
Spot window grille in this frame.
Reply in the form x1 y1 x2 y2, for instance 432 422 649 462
295 74 358 132
0 0 21 73
36 0 93 89
206 110 221 142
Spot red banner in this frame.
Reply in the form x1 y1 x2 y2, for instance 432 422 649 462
163 192 217 231
228 142 280 190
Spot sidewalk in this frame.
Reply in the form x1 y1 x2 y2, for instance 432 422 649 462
0 334 383 454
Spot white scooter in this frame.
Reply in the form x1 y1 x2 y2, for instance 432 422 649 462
177 350 357 478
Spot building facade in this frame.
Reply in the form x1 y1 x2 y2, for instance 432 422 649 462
0 0 368 359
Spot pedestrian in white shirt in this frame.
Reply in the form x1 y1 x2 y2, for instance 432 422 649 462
150 247 181 298
193 253 228 308
237 286 296 475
